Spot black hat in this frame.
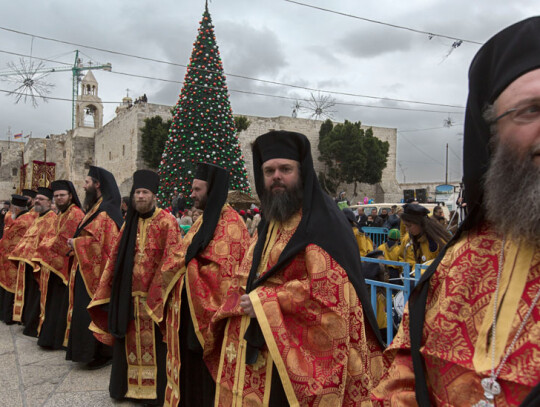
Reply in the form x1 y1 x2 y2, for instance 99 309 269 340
88 165 100 180
36 187 53 200
133 170 159 194
51 180 71 192
402 203 429 217
253 130 302 163
11 194 29 207
194 162 227 183
22 189 37 199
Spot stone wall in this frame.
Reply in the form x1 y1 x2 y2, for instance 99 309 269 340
94 103 173 196
0 141 24 200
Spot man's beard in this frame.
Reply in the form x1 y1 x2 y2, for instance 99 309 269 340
84 186 99 211
484 138 540 245
56 201 71 213
193 194 207 210
34 203 45 214
261 179 303 223
133 198 155 214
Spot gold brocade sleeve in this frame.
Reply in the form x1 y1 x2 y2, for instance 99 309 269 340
72 211 120 298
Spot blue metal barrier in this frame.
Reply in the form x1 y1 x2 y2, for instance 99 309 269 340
362 257 412 345
361 227 389 247
414 263 430 283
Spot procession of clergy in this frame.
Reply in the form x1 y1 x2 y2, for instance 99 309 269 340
0 17 539 407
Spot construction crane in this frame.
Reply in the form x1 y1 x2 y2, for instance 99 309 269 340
0 50 111 129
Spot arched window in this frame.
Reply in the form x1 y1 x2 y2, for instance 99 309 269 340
83 105 97 127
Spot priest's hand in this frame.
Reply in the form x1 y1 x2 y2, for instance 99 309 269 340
239 294 256 318
67 238 74 249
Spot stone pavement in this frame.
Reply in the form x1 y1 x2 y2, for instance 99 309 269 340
0 322 138 407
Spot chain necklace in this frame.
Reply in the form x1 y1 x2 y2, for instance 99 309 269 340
473 237 540 407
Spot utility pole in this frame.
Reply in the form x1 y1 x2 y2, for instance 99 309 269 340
398 161 407 184
445 143 449 184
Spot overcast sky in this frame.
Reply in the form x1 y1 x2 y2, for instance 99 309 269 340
0 1 537 183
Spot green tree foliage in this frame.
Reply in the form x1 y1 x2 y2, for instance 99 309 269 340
141 116 172 169
234 115 251 133
318 119 389 196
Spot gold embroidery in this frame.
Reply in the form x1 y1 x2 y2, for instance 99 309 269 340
226 342 237 363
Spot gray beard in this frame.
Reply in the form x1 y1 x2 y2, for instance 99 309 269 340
484 138 540 246
261 180 303 223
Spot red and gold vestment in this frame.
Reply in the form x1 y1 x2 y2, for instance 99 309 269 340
64 198 120 345
32 204 84 334
9 210 57 321
213 211 386 407
88 208 181 400
372 223 540 406
146 204 250 407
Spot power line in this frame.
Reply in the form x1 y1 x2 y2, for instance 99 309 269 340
448 145 462 161
399 124 464 133
399 133 445 167
0 27 466 109
0 79 462 115
0 49 463 114
284 0 483 45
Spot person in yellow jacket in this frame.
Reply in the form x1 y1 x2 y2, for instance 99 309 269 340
377 228 402 283
342 208 373 256
400 203 451 273
362 250 389 338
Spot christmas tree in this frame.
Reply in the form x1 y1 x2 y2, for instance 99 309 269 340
157 2 251 207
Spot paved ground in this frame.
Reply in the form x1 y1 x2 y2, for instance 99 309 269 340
0 322 138 407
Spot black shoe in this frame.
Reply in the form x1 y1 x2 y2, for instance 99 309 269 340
85 356 112 370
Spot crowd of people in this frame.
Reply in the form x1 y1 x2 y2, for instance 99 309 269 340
0 17 538 406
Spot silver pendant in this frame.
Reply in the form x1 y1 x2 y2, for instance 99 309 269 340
472 378 501 407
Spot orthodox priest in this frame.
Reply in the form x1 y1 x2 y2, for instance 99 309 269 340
372 17 540 406
145 162 250 407
9 187 57 337
0 195 34 324
88 170 181 405
32 180 84 349
65 166 122 369
212 131 386 406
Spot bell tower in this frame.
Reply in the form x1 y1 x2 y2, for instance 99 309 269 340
75 71 104 129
